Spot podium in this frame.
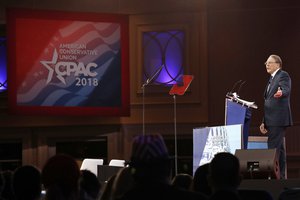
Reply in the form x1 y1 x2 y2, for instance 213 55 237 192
225 95 257 149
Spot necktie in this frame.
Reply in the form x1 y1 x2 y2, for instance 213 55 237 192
267 76 273 93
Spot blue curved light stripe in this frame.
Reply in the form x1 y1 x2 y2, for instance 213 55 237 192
0 37 7 91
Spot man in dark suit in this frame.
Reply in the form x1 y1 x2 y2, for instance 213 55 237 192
259 54 293 179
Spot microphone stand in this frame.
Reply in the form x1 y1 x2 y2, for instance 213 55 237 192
169 75 194 176
141 65 163 135
173 94 178 175
226 80 242 97
142 85 145 136
237 80 246 97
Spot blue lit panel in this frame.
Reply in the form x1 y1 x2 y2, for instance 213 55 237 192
247 142 268 149
143 31 184 85
0 37 7 91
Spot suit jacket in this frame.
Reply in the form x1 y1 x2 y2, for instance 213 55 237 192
263 69 293 127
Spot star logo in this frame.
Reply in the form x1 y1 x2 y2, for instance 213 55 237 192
41 49 67 85
40 49 58 84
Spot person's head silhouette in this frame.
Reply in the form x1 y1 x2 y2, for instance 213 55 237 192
208 152 242 193
128 133 171 183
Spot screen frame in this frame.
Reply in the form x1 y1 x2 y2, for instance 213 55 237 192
7 8 130 116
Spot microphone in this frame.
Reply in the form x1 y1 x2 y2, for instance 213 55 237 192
237 80 246 97
142 65 164 87
227 80 242 97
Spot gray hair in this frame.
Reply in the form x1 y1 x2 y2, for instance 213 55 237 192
270 54 282 68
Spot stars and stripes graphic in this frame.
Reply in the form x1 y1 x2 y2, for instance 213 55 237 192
17 20 122 107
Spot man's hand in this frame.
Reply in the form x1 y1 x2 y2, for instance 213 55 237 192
259 123 268 134
274 87 282 98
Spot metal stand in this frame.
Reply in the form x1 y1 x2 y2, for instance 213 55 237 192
141 65 164 136
173 94 178 175
142 85 146 135
169 75 194 176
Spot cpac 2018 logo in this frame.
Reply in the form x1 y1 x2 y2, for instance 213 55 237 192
41 49 98 86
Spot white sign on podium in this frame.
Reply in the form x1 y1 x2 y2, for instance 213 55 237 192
193 124 243 174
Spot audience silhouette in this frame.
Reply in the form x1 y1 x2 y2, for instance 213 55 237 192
278 187 300 200
171 173 193 190
99 174 116 200
1 170 14 200
12 165 42 200
207 152 242 200
192 163 212 196
116 133 207 200
207 151 274 200
208 152 242 193
41 154 80 200
79 169 101 200
110 167 135 200
238 189 273 200
0 172 6 200
0 137 286 200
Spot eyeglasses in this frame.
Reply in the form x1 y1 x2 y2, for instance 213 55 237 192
264 61 278 65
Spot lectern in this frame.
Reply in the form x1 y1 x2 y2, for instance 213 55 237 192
225 94 257 149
